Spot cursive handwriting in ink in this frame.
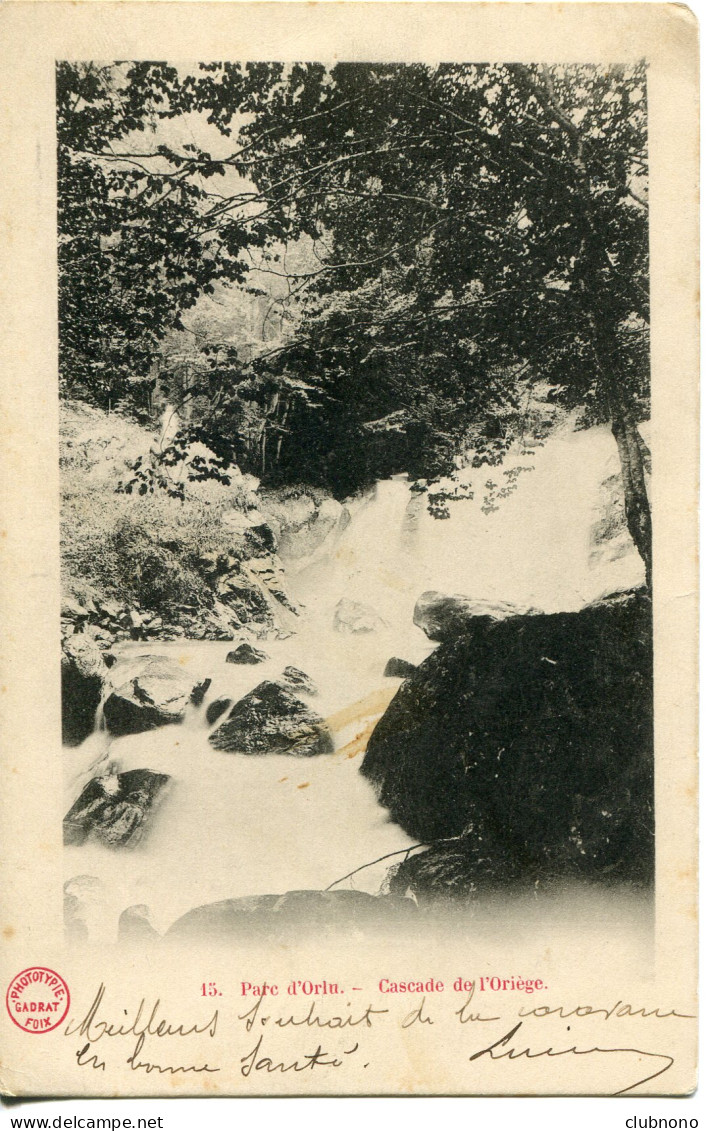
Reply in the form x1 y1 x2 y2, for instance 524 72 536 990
469 1021 675 1095
455 988 501 1024
518 1000 696 1022
401 996 434 1029
76 1042 105 1071
126 1032 219 1075
240 1034 359 1076
275 1002 388 1030
64 984 219 1044
238 995 388 1032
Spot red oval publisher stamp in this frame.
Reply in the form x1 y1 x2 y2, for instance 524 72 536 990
5 967 70 1033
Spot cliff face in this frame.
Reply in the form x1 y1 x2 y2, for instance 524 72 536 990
361 590 653 895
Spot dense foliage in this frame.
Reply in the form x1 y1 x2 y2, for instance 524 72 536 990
57 60 651 571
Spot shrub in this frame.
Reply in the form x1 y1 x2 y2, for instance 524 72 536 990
60 401 263 616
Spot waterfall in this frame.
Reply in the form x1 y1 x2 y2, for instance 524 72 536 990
62 421 645 942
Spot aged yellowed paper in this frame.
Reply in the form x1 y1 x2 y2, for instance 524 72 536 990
0 1 698 1098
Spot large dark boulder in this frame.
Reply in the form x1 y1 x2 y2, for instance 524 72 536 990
225 642 269 665
165 889 417 942
103 656 210 736
205 696 232 726
362 590 653 889
209 680 333 756
413 590 530 642
61 634 108 746
63 768 171 848
383 657 418 679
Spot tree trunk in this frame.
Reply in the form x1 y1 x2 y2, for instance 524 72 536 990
589 316 652 587
518 65 652 586
609 404 652 586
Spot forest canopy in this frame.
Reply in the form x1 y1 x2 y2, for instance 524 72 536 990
57 60 651 574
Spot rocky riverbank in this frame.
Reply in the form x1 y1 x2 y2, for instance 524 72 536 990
60 400 350 745
61 416 652 943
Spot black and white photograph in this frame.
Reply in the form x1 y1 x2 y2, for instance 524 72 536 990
0 0 698 1103
59 57 654 945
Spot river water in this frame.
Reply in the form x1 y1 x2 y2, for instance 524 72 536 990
63 422 646 943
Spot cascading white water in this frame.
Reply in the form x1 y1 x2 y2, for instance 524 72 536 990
63 421 646 943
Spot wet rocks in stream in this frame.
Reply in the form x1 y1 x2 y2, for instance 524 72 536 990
63 768 171 848
61 633 112 746
280 666 318 696
118 904 160 944
333 597 387 634
225 641 269 665
363 589 654 898
383 657 418 679
259 490 350 560
63 875 104 943
413 589 532 642
165 889 417 942
206 696 233 726
102 655 211 736
209 680 333 756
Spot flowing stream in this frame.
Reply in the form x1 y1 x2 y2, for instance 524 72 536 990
63 422 646 943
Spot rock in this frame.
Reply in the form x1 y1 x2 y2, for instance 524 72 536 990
268 587 301 614
170 599 241 642
219 505 277 551
209 681 333 756
260 491 350 560
61 596 90 622
362 590 653 886
165 889 417 941
102 656 211 736
280 666 318 696
245 522 278 553
63 875 103 943
385 829 525 907
333 598 387 634
83 624 116 650
413 590 529 642
190 680 212 707
243 557 280 576
97 596 123 621
225 642 269 665
118 904 160 944
217 576 274 628
206 697 232 726
383 657 418 679
61 634 109 746
63 768 171 848
238 561 301 618
590 473 639 568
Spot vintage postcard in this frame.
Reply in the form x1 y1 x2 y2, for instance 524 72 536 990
0 1 698 1098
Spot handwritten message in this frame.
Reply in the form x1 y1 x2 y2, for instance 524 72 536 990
63 980 694 1095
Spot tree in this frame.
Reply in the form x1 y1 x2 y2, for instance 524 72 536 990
214 61 651 576
56 62 269 410
58 61 652 580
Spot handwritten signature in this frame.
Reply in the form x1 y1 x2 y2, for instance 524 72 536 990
469 1020 675 1095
